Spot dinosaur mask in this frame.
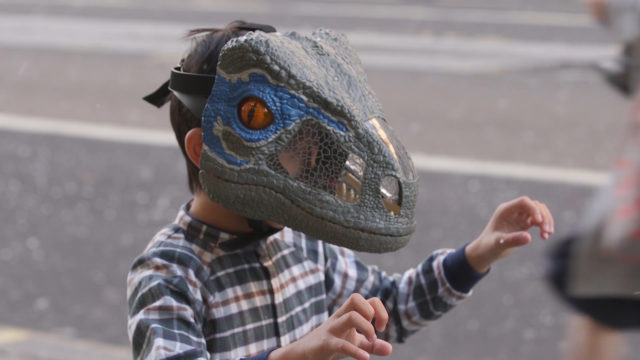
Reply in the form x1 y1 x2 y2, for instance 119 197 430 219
145 26 418 253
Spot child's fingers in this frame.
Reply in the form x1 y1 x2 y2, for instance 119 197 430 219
504 197 554 238
538 200 554 236
514 197 543 224
328 337 370 360
367 297 389 332
356 334 393 357
501 196 543 226
333 311 377 342
333 293 374 322
370 339 393 356
497 231 532 249
527 200 553 239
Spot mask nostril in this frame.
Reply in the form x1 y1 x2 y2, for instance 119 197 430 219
380 176 401 215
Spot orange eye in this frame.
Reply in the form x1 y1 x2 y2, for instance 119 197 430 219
238 97 274 130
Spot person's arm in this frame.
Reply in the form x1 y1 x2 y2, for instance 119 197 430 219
322 242 478 343
127 249 209 360
266 196 553 359
323 196 553 343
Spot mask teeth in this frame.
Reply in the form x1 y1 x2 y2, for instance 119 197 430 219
380 176 401 216
335 173 361 203
382 198 401 215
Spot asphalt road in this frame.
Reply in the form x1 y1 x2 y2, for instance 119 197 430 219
1 0 639 359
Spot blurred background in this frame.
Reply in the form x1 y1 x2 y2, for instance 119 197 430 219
0 0 638 359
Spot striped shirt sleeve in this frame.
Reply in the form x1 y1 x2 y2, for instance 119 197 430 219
323 243 478 343
127 240 210 360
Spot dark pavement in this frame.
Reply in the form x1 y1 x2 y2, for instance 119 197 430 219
1 0 639 359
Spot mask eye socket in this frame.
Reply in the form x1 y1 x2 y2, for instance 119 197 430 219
238 97 274 130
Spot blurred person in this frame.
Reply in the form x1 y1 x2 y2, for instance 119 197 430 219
546 2 640 359
591 0 640 95
129 20 554 359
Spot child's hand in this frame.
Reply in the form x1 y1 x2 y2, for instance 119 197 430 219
269 294 392 360
465 196 554 273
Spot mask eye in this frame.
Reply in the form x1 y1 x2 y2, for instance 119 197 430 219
238 97 274 130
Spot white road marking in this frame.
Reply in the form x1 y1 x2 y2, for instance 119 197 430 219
291 2 593 28
0 0 595 28
0 112 175 146
411 153 609 186
0 325 129 360
0 327 29 345
0 112 610 186
0 13 617 74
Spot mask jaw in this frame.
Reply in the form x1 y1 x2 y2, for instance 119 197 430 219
198 156 416 253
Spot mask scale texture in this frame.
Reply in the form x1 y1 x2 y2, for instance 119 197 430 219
199 29 418 253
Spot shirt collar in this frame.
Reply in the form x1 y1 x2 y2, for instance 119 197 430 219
174 201 279 251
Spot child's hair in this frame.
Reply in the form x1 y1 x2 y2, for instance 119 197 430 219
170 20 252 194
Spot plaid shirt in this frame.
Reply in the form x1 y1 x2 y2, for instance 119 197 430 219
127 203 482 360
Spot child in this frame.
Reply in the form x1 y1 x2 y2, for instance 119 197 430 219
128 20 554 360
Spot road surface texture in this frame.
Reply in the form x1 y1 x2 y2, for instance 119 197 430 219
0 0 638 359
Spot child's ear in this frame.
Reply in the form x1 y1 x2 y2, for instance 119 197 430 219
185 128 203 168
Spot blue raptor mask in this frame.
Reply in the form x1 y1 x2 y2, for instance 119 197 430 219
145 26 418 253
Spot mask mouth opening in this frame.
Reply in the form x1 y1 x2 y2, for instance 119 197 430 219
267 123 364 204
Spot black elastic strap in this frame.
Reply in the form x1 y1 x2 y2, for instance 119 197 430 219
167 67 217 117
142 22 277 110
143 67 216 109
247 219 272 232
236 23 277 33
142 80 171 108
217 219 280 251
169 66 216 95
218 227 281 252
